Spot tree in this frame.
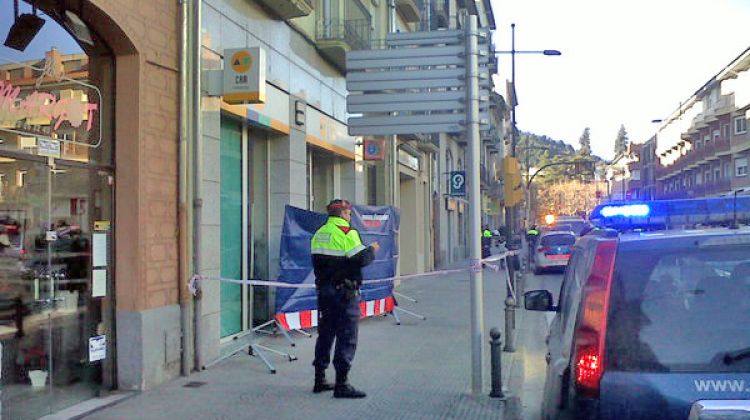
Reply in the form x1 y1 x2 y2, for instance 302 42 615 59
578 127 592 157
614 124 629 156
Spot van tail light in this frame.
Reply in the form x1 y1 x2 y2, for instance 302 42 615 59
573 239 617 399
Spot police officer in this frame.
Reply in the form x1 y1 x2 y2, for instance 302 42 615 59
310 199 380 398
482 226 493 258
526 224 540 254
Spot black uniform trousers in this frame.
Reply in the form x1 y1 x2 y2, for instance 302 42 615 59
313 283 360 374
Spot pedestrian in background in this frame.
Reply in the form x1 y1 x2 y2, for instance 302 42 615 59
482 225 492 258
310 199 380 398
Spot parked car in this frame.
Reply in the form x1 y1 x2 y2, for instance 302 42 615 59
533 231 576 275
525 201 750 420
551 216 590 236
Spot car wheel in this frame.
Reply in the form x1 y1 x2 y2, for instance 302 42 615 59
534 266 543 275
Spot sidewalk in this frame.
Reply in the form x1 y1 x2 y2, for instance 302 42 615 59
85 259 524 420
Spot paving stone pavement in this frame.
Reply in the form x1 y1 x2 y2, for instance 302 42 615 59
86 259 526 420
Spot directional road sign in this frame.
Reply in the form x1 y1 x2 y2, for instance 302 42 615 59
345 27 497 137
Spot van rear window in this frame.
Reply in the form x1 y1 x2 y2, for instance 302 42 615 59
606 244 750 373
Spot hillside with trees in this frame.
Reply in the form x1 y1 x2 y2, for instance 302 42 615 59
517 129 610 220
517 130 603 184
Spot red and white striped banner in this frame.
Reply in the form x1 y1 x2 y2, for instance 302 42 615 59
275 296 396 331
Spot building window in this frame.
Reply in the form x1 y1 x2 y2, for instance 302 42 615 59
15 170 26 187
696 140 702 149
725 162 732 178
735 117 748 135
713 130 720 141
715 169 721 180
705 171 711 183
703 134 711 145
736 158 748 177
723 124 731 139
696 173 703 185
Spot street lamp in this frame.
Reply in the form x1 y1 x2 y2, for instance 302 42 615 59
495 23 561 234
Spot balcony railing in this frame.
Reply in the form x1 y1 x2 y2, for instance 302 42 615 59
316 19 371 70
317 19 371 50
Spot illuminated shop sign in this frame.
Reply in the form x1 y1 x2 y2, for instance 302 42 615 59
0 80 99 131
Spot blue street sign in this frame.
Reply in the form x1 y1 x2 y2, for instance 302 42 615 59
449 171 466 196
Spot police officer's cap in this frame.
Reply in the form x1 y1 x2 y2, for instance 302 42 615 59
327 199 351 216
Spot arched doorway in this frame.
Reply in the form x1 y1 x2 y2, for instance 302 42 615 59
1 2 121 417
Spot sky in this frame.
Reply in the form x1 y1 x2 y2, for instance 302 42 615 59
0 2 82 64
490 0 750 159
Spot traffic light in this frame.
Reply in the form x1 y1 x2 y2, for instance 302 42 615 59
503 157 524 207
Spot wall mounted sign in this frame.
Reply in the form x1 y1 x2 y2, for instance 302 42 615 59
223 47 266 104
37 138 61 158
449 171 466 196
398 149 419 171
363 138 385 160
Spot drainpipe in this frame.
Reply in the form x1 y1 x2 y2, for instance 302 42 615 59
388 0 397 207
178 0 194 376
191 0 204 371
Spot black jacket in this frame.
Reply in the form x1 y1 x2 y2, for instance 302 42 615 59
312 246 375 289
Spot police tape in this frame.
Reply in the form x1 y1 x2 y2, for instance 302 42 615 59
188 250 520 296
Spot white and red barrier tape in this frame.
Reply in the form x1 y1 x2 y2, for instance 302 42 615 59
188 250 520 297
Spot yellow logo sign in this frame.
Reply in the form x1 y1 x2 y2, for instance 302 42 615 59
230 51 252 73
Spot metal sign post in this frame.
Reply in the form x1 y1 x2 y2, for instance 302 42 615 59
464 13 484 395
345 15 493 395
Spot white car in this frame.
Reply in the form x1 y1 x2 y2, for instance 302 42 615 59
533 231 576 274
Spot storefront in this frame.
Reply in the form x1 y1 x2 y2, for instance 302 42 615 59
1 0 182 417
0 7 115 419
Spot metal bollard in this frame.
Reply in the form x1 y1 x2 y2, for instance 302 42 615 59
503 296 516 352
489 327 504 398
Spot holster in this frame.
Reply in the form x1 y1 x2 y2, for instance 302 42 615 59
340 279 359 300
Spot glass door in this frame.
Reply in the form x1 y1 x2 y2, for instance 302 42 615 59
0 156 111 419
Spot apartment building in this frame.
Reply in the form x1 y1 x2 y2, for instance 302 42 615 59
655 48 750 199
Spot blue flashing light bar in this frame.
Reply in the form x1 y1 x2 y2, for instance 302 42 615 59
590 196 750 229
599 204 650 218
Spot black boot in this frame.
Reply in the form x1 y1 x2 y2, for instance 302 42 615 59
333 370 366 399
313 368 334 393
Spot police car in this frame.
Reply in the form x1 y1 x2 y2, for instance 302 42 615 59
524 197 750 420
532 230 576 274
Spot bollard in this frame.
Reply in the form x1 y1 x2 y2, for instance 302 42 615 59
503 296 516 352
489 327 504 398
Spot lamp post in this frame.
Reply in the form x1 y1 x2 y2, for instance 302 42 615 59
496 24 560 236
